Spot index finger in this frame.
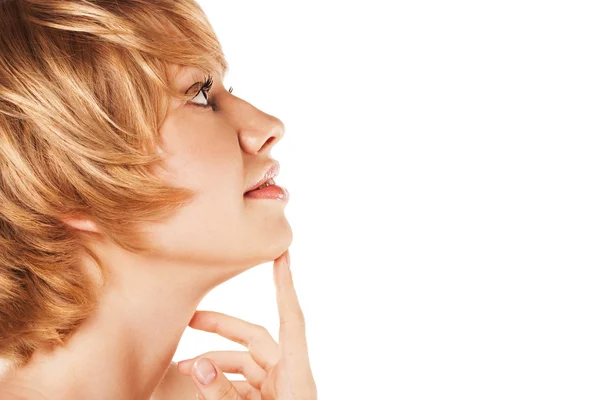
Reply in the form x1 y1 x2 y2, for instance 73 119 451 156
273 250 309 358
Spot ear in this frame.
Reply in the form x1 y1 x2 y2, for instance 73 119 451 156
62 217 100 233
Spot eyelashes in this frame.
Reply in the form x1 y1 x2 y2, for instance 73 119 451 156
186 75 234 110
187 75 213 104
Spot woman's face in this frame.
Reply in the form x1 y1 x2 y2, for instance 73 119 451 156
146 63 292 270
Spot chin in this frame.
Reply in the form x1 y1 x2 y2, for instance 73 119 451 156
248 220 293 268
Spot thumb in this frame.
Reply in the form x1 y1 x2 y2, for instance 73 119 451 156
191 358 242 400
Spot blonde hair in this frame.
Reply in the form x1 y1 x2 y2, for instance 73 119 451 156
0 0 228 369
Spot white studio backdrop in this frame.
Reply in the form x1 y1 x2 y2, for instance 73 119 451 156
174 1 600 399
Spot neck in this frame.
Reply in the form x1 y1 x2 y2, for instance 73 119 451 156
2 240 244 400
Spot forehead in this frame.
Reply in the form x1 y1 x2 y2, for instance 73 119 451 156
168 64 193 87
169 63 225 86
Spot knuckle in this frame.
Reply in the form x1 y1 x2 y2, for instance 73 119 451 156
247 390 262 400
282 309 306 326
219 383 239 400
280 319 306 332
250 323 270 339
198 351 216 359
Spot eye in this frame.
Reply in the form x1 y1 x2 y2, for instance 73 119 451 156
186 75 214 109
190 87 209 107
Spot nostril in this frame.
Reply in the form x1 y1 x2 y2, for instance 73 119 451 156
260 136 276 152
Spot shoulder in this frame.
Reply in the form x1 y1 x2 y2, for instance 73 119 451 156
0 388 21 400
0 368 47 400
0 363 196 400
150 361 198 400
0 385 45 400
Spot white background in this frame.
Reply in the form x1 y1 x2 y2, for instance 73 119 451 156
175 1 600 399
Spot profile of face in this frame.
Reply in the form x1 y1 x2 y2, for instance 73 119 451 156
140 64 292 274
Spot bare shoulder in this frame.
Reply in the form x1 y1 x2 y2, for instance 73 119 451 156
0 363 195 400
0 384 45 400
150 361 198 400
0 387 22 400
0 366 44 399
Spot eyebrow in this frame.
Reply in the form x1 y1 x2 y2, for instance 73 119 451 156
174 64 228 93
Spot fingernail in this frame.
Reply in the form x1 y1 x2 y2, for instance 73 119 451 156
193 358 216 385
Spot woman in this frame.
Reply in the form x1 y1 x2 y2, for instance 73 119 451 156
0 0 316 398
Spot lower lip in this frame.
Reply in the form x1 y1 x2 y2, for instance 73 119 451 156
244 185 289 200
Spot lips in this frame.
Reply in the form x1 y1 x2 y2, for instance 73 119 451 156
254 178 276 191
244 161 280 194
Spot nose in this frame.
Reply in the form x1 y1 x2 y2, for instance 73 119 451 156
235 101 285 155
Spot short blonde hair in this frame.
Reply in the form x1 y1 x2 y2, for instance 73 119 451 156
0 0 228 369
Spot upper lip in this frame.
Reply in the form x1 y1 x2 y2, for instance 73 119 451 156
244 161 280 194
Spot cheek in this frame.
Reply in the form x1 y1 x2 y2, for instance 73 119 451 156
145 150 244 258
160 134 239 189
158 112 243 202
168 146 241 194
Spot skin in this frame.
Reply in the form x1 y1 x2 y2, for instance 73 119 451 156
178 250 317 400
0 63 297 399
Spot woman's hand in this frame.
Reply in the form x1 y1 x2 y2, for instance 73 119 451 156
177 250 317 400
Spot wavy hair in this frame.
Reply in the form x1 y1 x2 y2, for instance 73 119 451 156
0 0 228 369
